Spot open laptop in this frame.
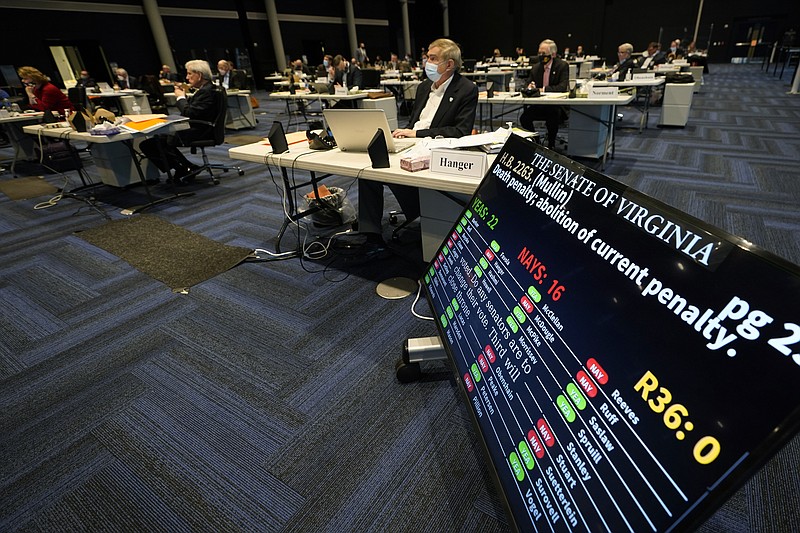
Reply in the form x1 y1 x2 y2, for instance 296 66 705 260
322 108 414 153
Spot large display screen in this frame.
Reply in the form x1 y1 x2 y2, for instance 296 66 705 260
422 134 800 532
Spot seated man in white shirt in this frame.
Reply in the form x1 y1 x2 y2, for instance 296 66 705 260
355 38 478 253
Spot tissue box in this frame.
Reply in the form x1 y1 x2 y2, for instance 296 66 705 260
400 154 430 172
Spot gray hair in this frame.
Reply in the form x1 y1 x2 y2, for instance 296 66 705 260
540 39 558 55
185 60 212 81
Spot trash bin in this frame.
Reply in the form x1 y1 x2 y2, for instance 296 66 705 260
304 186 356 227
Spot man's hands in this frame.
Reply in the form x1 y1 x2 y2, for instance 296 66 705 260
392 128 416 138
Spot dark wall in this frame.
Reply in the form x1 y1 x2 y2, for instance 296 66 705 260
1 1 798 90
446 0 799 65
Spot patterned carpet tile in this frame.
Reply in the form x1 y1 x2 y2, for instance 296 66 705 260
1 63 799 532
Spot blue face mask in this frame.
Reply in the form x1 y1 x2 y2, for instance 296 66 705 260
323 60 329 68
425 61 442 83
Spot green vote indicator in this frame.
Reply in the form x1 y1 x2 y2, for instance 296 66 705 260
527 286 542 303
566 382 587 410
429 266 435 278
518 439 536 470
442 245 449 256
470 363 482 383
456 224 464 234
474 265 483 278
440 314 447 328
465 209 473 218
509 451 525 482
446 306 454 319
451 298 460 312
490 240 500 253
479 257 489 270
424 273 430 285
513 306 527 324
506 315 519 333
460 216 468 228
557 394 577 423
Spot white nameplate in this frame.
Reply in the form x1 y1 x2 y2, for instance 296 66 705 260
334 86 348 96
589 86 619 99
430 148 487 179
633 72 656 80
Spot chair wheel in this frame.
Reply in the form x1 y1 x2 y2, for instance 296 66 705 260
237 169 245 176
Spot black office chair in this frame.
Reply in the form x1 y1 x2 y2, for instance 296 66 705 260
139 75 168 113
360 68 382 89
67 86 90 111
186 87 244 184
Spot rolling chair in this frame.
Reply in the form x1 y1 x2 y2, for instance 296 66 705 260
360 68 382 89
139 75 168 114
67 86 90 112
185 87 244 184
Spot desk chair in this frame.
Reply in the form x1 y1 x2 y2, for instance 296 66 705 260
185 87 244 184
388 210 418 242
68 87 90 111
361 69 382 89
139 75 168 113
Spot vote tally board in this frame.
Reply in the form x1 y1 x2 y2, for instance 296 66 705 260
422 134 800 532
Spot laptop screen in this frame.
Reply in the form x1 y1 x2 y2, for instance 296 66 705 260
322 109 407 153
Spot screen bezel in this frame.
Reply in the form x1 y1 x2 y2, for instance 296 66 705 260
421 135 800 532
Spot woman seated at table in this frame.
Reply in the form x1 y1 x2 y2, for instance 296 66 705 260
17 66 74 114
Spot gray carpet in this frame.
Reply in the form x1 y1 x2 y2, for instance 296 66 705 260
1 63 799 532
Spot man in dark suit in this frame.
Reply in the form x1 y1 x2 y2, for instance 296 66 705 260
519 39 569 149
114 68 137 90
386 53 401 71
356 38 478 250
75 70 97 89
328 54 363 92
140 60 222 182
638 42 667 70
216 60 247 90
610 43 637 81
158 64 180 82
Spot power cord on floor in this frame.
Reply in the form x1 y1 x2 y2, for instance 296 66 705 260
411 279 433 321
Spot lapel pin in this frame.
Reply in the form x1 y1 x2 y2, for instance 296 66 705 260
449 97 454 102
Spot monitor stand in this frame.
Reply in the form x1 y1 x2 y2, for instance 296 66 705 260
396 336 446 383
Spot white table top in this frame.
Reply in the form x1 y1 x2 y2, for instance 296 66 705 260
478 93 635 105
228 141 486 196
87 89 145 97
23 117 189 143
0 111 44 123
380 79 422 87
463 70 515 77
269 91 369 101
163 90 250 97
593 78 666 87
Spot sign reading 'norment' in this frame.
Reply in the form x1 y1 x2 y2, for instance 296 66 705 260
423 134 800 532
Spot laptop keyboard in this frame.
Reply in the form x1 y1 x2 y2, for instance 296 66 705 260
393 139 415 152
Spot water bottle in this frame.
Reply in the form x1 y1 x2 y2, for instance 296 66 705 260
509 76 516 93
1 97 9 110
131 100 141 115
